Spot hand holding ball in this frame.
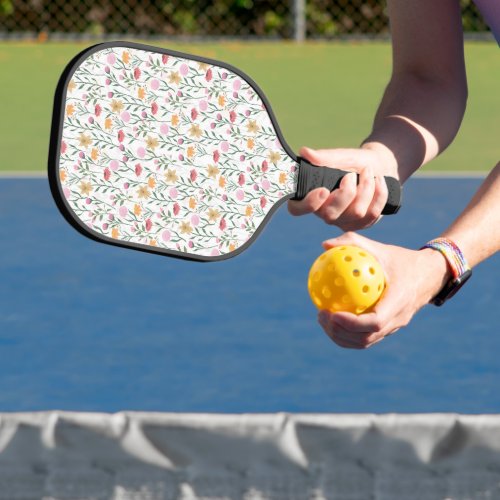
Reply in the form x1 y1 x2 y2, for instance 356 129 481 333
308 245 385 314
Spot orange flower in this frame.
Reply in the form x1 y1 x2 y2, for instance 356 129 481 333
189 197 196 209
229 243 236 252
104 117 113 130
148 177 156 188
245 205 253 217
149 239 157 246
138 87 146 100
171 114 179 126
247 138 255 149
218 94 226 107
111 227 119 239
187 146 195 158
66 104 75 117
219 176 226 188
279 172 287 184
122 51 130 64
59 170 67 182
90 148 99 161
134 204 142 216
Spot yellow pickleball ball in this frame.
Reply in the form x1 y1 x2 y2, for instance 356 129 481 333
308 245 385 314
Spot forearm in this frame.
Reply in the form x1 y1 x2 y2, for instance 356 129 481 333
441 162 500 267
362 72 467 183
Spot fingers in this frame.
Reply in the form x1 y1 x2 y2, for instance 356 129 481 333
318 308 398 350
288 187 330 216
288 147 389 230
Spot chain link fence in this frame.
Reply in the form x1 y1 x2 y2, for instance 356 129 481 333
0 0 491 40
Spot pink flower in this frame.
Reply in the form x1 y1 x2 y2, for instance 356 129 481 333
150 78 160 90
95 104 102 117
173 203 180 216
162 229 171 241
107 53 116 65
169 187 178 199
61 141 67 154
236 189 244 201
191 108 198 120
133 67 141 80
205 68 212 81
104 167 111 181
180 63 189 76
219 218 227 231
137 147 146 158
151 102 158 115
211 248 220 256
220 141 229 153
191 214 200 226
262 179 270 190
121 111 130 122
238 173 245 186
190 169 197 182
233 79 241 91
110 160 119 171
160 123 169 135
135 163 142 177
213 150 220 163
199 100 208 111
260 196 267 208
145 218 152 231
118 130 125 142
229 110 236 123
261 160 268 172
119 206 128 217
162 54 169 64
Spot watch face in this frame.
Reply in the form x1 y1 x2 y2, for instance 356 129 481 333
432 269 472 306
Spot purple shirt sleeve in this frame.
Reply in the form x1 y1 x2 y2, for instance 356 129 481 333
473 0 500 45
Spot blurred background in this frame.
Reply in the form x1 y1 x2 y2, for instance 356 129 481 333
0 0 492 40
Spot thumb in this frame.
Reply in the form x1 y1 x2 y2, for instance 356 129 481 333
299 147 365 170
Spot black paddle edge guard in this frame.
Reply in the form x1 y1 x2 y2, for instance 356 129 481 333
48 41 297 262
293 157 402 215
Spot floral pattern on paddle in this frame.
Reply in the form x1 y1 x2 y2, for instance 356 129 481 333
58 46 298 257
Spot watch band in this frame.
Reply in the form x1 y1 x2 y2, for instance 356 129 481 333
421 238 472 306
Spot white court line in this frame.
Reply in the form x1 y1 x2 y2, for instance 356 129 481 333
0 170 489 179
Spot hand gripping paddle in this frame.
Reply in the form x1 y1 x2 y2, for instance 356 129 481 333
48 41 401 262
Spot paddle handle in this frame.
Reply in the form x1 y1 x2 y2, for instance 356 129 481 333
292 157 402 215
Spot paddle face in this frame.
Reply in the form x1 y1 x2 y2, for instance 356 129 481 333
49 42 298 261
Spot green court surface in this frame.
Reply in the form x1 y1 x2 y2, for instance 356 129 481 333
0 41 497 173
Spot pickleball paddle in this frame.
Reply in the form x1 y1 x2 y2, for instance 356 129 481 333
48 41 401 261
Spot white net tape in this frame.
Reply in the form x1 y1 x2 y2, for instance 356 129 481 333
1 412 500 499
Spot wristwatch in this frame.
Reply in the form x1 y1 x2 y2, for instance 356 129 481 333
421 238 472 306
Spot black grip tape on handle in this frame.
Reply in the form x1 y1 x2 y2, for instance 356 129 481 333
293 157 402 215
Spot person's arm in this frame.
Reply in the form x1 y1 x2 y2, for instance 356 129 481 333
318 162 500 349
288 0 467 229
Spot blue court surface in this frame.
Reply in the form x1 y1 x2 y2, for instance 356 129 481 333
0 176 498 413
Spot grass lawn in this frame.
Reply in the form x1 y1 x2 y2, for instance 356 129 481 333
0 40 497 172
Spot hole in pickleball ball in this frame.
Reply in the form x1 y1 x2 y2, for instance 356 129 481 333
362 285 369 293
334 277 344 287
313 271 321 282
369 267 376 275
344 256 352 262
359 251 367 257
356 306 366 314
378 284 382 291
342 295 351 304
313 294 322 307
327 264 335 272
352 269 360 277
322 286 332 299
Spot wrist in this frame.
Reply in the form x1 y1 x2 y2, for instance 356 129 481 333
417 248 453 303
